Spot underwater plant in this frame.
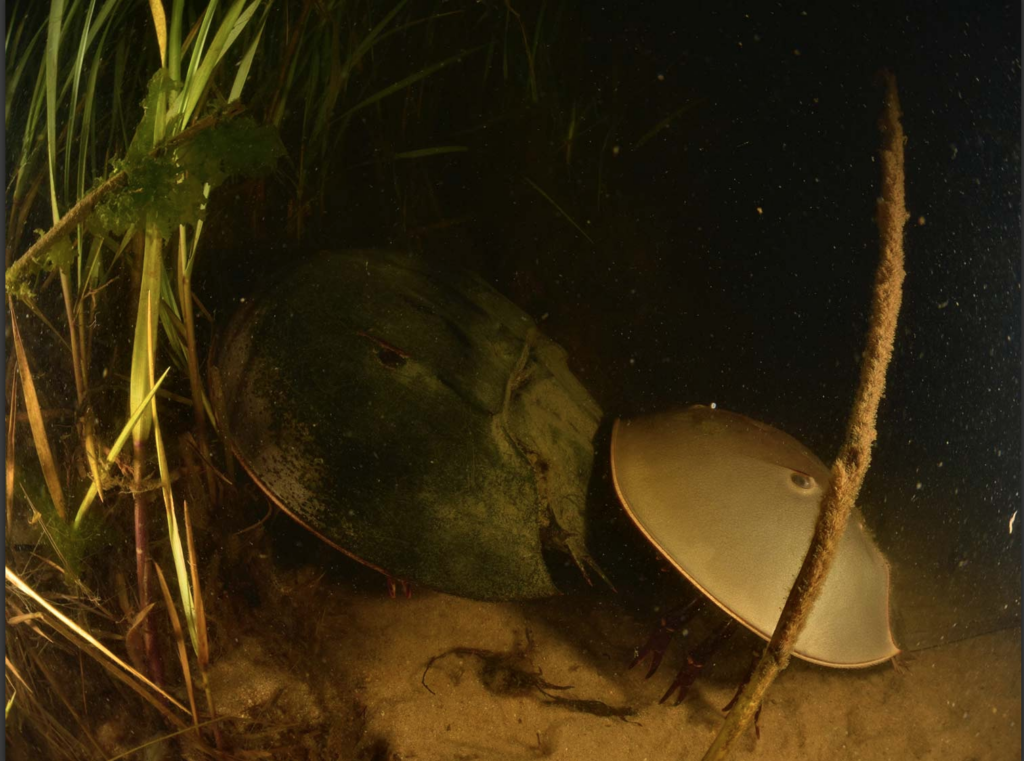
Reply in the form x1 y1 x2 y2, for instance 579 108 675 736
5 1 592 756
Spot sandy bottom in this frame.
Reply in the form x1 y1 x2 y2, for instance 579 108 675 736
203 557 1021 761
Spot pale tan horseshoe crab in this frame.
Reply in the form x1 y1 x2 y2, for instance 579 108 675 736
611 404 899 704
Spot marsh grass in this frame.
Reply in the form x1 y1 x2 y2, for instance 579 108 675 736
6 1 279 755
4 1 636 757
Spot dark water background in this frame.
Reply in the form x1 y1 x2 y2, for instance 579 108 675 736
556 3 1023 644
576 2 1023 643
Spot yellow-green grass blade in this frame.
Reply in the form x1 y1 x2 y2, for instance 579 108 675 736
217 0 261 68
227 1 269 102
151 560 199 723
45 0 67 223
167 0 184 80
181 0 219 92
128 229 164 449
9 302 67 521
146 292 198 653
73 367 171 529
177 0 246 128
5 566 190 714
147 0 168 67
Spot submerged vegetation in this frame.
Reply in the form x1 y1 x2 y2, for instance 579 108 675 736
5 1 573 757
4 1 702 757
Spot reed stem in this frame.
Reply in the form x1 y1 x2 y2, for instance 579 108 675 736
701 70 909 761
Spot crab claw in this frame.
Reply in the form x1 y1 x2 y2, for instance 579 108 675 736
630 598 705 679
541 515 617 592
630 626 674 679
891 652 911 674
659 655 703 705
659 618 736 706
386 576 412 599
564 533 616 592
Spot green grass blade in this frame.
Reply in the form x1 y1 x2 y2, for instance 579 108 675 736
393 145 468 160
184 186 210 276
110 366 171 458
109 34 129 152
74 235 105 315
186 0 220 79
177 0 245 127
227 1 270 102
45 0 67 223
372 9 464 49
146 353 198 653
178 0 220 121
22 64 46 162
339 0 408 83
633 100 702 150
128 227 164 446
63 0 98 206
5 23 45 129
482 39 495 85
336 44 486 123
524 176 594 245
217 0 260 67
531 0 546 71
310 26 342 146
84 0 121 48
76 17 109 203
5 8 22 53
167 0 184 80
73 367 171 529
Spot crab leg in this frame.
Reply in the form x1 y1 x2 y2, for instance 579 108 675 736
630 597 706 679
660 618 736 706
386 576 412 599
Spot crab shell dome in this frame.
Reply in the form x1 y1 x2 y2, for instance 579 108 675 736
610 405 899 668
214 250 604 601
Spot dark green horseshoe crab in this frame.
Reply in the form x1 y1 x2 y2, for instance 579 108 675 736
215 249 899 672
216 249 608 601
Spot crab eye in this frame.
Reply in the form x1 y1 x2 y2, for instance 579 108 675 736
790 472 814 490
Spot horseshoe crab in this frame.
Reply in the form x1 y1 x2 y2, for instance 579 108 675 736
611 405 900 685
216 249 606 600
216 249 899 673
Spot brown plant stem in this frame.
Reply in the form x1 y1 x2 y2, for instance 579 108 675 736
6 361 20 539
134 441 164 688
183 498 223 750
59 266 105 503
59 271 86 398
177 241 216 504
701 70 909 761
267 0 314 126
